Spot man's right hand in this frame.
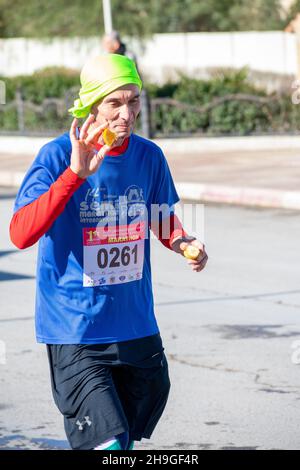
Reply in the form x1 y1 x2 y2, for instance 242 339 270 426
69 115 111 179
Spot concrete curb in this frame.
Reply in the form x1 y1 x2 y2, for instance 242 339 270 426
1 169 300 210
1 134 300 210
176 182 300 210
2 134 300 155
156 135 300 153
0 171 26 188
0 136 52 155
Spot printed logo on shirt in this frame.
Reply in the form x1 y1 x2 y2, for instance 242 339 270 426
79 186 146 225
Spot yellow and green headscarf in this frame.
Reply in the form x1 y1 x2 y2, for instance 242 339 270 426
69 54 142 118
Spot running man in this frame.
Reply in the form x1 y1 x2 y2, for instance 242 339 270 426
9 54 208 451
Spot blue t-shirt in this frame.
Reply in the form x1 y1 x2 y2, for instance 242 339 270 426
13 132 180 344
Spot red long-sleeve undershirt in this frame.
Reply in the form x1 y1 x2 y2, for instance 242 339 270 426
10 138 187 250
10 166 85 250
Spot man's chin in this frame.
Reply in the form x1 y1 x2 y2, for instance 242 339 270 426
116 130 131 139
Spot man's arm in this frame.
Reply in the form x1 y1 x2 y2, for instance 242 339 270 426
150 213 188 251
150 213 208 273
10 115 114 250
10 167 85 249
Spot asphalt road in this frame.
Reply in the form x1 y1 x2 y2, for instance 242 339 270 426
0 187 300 450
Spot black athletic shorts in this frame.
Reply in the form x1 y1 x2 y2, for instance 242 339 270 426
46 333 171 450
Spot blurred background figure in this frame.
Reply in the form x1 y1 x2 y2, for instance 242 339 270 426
102 30 137 64
101 29 148 135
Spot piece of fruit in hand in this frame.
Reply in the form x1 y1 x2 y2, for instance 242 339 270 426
102 128 117 146
183 245 201 260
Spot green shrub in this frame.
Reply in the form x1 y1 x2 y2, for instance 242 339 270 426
0 66 299 136
147 68 282 136
0 106 18 130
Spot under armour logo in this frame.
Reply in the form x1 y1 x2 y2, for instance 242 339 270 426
76 416 92 431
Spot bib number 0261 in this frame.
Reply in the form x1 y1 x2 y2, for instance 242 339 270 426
97 244 138 269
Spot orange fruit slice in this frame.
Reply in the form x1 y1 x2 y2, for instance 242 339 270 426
102 128 117 146
183 245 201 260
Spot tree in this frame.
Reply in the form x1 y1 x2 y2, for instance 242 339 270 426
0 0 291 38
286 0 300 26
0 0 103 37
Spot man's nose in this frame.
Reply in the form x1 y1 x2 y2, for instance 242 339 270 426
119 104 131 120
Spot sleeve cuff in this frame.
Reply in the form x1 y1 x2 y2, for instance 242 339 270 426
60 167 86 186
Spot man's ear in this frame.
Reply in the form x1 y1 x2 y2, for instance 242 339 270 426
90 106 96 119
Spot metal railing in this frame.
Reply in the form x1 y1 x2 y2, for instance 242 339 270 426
0 89 286 138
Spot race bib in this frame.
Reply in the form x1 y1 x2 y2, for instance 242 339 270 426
83 222 145 287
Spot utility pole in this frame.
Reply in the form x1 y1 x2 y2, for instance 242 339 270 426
102 0 113 33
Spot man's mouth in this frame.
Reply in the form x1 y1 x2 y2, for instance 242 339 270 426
115 124 130 129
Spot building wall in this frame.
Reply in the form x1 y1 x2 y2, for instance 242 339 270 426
0 32 297 83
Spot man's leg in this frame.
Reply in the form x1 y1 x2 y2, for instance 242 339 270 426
94 437 122 450
112 350 171 444
127 440 135 450
113 430 135 450
46 344 129 450
116 430 129 449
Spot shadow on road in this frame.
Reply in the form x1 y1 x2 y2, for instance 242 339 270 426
0 433 70 450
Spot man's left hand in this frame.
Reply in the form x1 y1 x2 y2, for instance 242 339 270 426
171 236 208 273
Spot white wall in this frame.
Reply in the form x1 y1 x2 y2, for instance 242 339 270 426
0 32 297 81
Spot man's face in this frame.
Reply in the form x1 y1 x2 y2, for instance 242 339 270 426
91 84 141 142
